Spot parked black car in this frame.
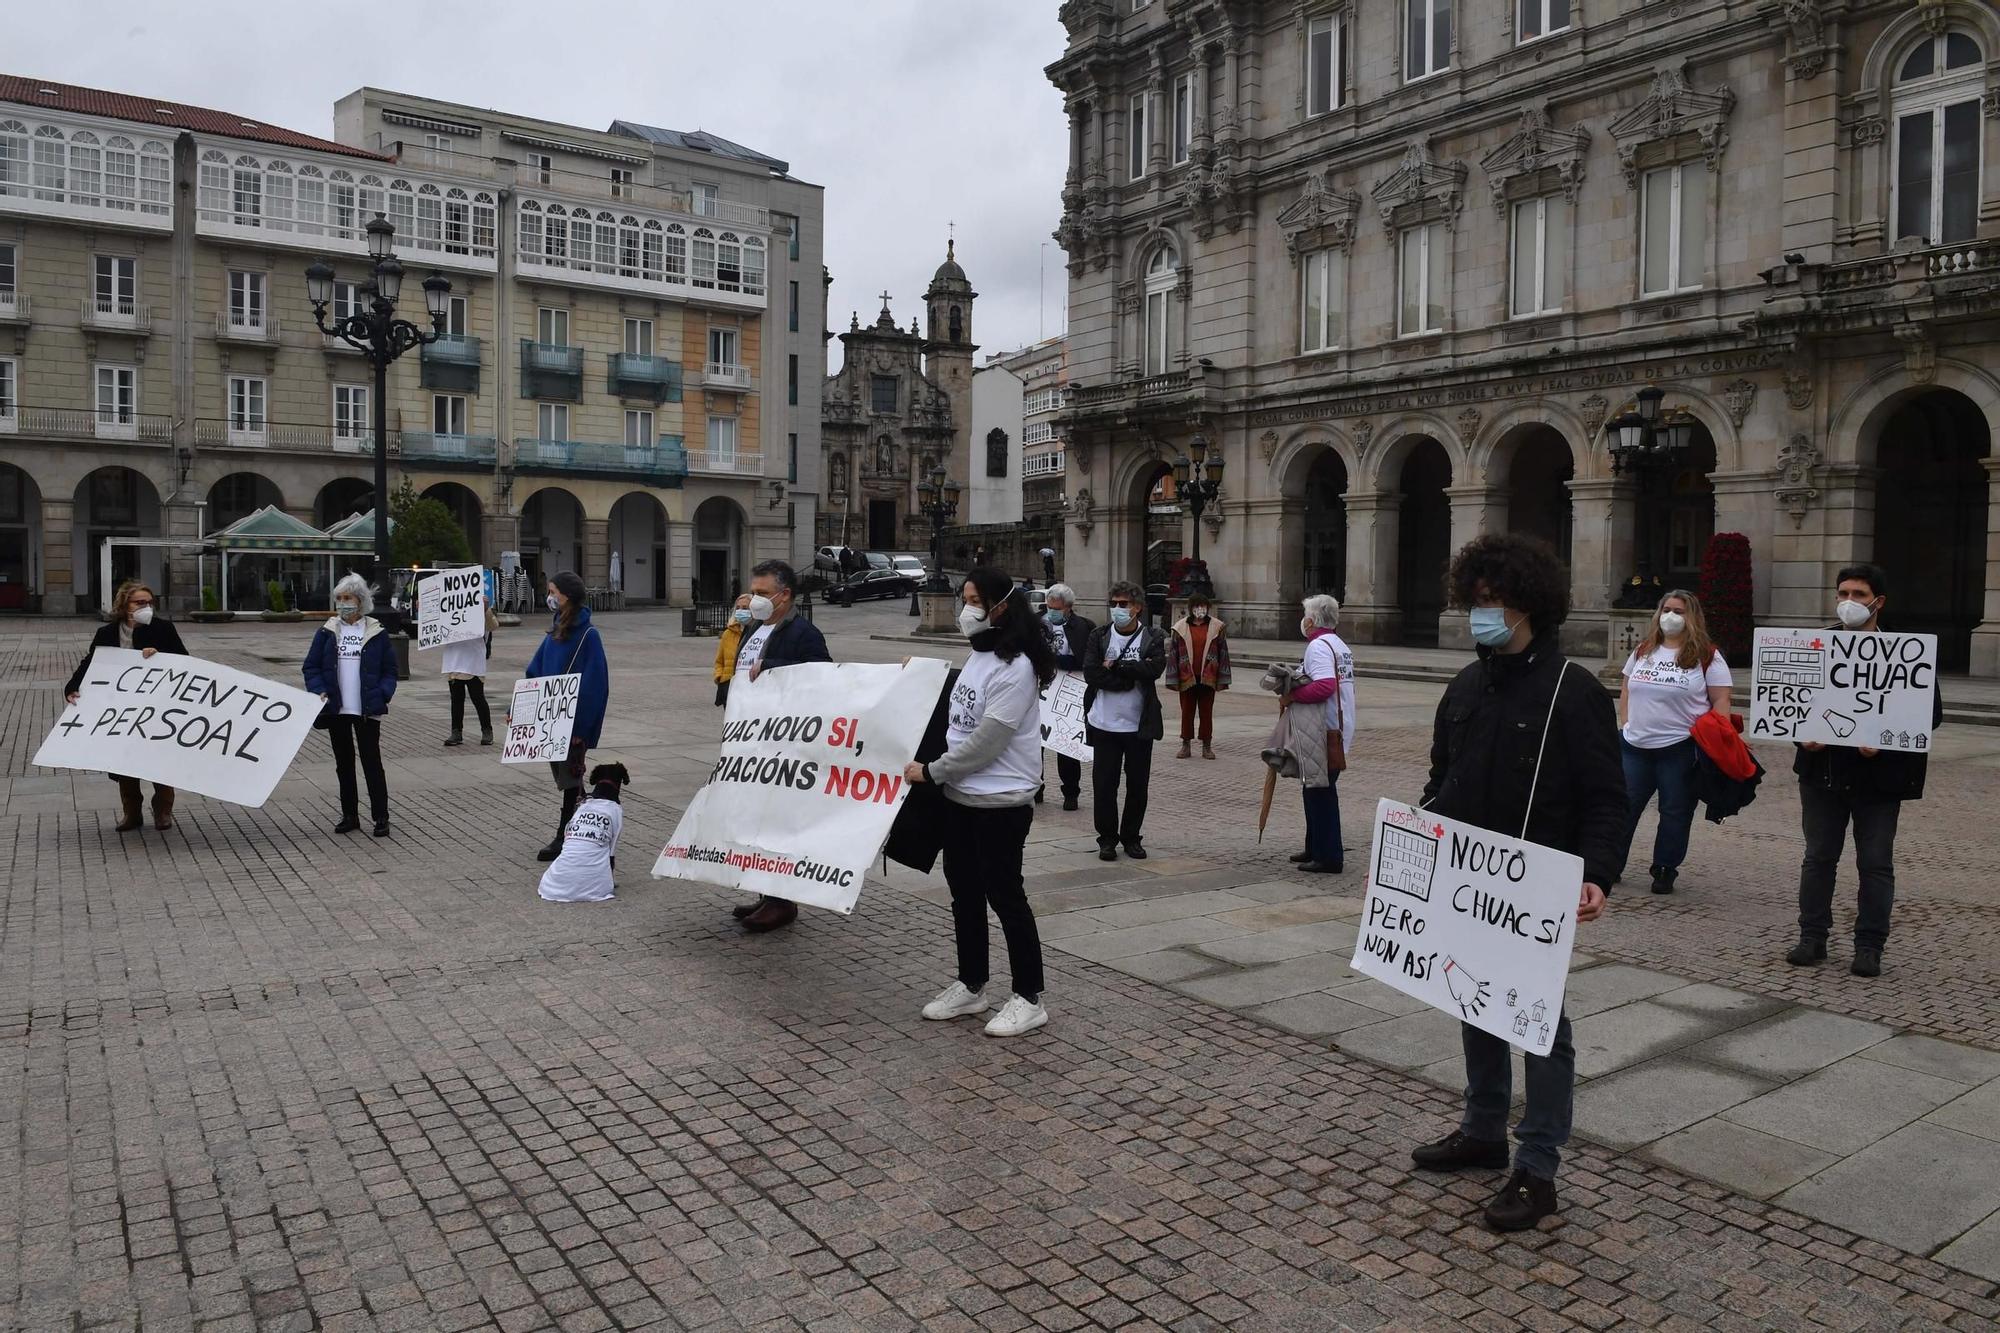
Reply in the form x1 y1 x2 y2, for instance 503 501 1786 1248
832 568 917 606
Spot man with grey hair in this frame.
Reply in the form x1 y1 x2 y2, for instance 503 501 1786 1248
1082 580 1165 859
1040 583 1094 810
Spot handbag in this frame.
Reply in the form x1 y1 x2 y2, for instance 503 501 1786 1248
1325 667 1348 773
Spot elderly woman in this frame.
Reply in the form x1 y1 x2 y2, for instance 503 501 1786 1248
302 573 397 836
1287 594 1356 873
1039 583 1094 810
64 579 189 832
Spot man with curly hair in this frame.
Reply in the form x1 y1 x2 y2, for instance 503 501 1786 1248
1409 533 1627 1232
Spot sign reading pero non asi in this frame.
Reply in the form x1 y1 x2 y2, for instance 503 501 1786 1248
1349 799 1583 1057
654 658 950 913
1749 627 1938 752
1038 669 1091 762
415 566 487 651
33 648 320 807
503 673 581 764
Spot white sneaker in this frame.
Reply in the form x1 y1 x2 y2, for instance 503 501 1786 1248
921 981 989 1021
983 994 1048 1038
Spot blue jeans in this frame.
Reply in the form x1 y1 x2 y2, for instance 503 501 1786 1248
1460 1012 1575 1181
1302 775 1342 866
1621 736 1699 872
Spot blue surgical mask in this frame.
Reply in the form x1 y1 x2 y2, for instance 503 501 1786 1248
1110 607 1134 630
1045 609 1066 625
1469 607 1517 648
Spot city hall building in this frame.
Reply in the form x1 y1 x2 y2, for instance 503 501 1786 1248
1047 0 2000 673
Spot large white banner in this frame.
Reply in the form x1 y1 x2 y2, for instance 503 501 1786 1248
1038 669 1091 761
34 648 320 807
1349 799 1583 1057
503 674 581 764
415 566 487 651
1748 627 1939 753
653 658 951 913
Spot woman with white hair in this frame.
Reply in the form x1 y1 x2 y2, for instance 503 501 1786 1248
301 572 398 836
1286 593 1356 872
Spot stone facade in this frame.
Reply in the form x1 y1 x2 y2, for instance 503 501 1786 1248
1047 0 2000 675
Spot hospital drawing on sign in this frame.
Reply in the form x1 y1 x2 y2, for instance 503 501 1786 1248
1375 821 1440 903
1757 643 1826 688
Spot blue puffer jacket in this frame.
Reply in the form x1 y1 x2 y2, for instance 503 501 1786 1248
302 615 398 719
525 604 610 747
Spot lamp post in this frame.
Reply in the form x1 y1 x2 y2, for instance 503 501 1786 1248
304 215 451 628
914 460 962 603
1171 432 1225 597
1604 385 1697 609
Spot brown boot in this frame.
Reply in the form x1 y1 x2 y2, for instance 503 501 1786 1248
114 778 144 833
151 787 175 831
741 897 798 933
1175 741 1192 759
1202 742 1216 760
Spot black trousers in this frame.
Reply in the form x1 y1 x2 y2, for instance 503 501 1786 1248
941 800 1043 1000
1092 732 1152 846
448 678 491 732
328 716 388 822
1798 784 1902 948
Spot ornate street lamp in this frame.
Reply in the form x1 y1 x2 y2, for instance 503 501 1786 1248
1605 386 1697 608
304 215 451 628
917 461 961 595
1172 431 1225 597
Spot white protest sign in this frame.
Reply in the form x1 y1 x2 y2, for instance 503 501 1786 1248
415 567 487 651
653 658 951 913
503 674 581 764
1748 627 1938 753
1350 799 1583 1056
33 648 320 807
1038 669 1091 761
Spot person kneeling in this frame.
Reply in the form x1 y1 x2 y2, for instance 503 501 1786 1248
538 764 630 904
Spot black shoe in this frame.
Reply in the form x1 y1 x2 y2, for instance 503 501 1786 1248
1289 851 1312 864
1061 796 1079 811
1411 1130 1511 1173
1650 865 1677 894
1851 946 1882 977
1122 840 1147 860
443 731 463 747
1483 1170 1558 1232
731 897 763 921
1097 842 1118 862
1298 861 1343 875
371 820 391 838
1786 936 1828 966
333 816 361 835
479 729 494 746
536 840 563 863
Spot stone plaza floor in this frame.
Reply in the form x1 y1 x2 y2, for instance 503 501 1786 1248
2 603 1997 1331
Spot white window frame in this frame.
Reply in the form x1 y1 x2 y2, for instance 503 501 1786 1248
1143 248 1178 375
707 414 738 466
1516 0 1571 45
227 375 267 444
1128 93 1153 181
537 306 569 346
708 327 739 370
0 356 17 433
444 294 468 338
1299 247 1342 352
1405 0 1452 82
1889 31 1985 247
693 182 720 217
433 393 467 437
333 383 370 449
331 280 365 322
624 317 654 357
0 240 13 297
95 363 136 438
610 167 634 199
1397 223 1445 336
1306 14 1342 118
93 254 136 316
531 153 552 185
227 270 266 333
624 408 654 449
1640 162 1708 297
537 401 570 441
1509 197 1567 318
1172 73 1194 165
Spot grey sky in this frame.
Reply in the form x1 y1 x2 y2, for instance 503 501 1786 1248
19 0 1071 364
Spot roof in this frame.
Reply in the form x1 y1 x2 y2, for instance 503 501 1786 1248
607 119 789 174
0 74 388 161
324 509 392 542
210 506 374 552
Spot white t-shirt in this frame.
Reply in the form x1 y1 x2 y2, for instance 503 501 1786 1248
439 633 487 678
735 623 776 681
1301 631 1357 758
1622 644 1732 749
943 651 1044 797
1086 627 1147 733
538 797 623 902
336 621 366 715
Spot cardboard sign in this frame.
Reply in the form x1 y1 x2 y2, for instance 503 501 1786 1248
653 659 951 913
33 648 320 807
1349 799 1583 1057
1748 627 1938 752
1038 669 1091 761
503 674 581 764
416 566 487 651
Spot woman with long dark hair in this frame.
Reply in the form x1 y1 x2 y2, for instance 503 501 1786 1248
903 567 1057 1038
522 571 611 862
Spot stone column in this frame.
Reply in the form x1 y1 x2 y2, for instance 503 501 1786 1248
1342 491 1400 645
1971 457 2000 677
582 517 610 590
42 497 75 614
1438 486 1508 648
1566 477 1634 658
1068 105 1085 178
1800 463 1875 624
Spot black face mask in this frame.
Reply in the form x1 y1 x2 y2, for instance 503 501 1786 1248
967 627 1003 653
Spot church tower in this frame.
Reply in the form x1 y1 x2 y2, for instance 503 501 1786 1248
923 238 979 491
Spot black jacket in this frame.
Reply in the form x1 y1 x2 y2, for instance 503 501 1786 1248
1696 749 1765 824
884 668 961 875
1082 622 1165 744
66 618 189 696
733 611 831 674
1791 626 1943 803
1045 611 1095 670
1420 634 1629 890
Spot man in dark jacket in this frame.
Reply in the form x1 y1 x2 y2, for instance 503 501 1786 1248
729 558 831 933
1411 534 1626 1233
1082 580 1165 860
1040 583 1094 810
1786 563 1942 979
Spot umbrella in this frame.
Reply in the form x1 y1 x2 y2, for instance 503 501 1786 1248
1257 764 1277 843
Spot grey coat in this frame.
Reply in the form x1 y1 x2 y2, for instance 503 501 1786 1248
1260 664 1331 789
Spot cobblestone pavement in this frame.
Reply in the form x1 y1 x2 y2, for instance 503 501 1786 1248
2 609 1998 1331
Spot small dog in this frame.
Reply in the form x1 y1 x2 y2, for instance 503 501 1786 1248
587 762 632 803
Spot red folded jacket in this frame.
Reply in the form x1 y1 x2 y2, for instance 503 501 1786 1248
1692 710 1757 781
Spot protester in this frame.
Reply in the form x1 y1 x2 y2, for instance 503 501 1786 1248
64 579 188 832
1083 579 1165 861
302 573 397 837
1410 534 1625 1232
1286 594 1355 873
440 592 500 747
1166 592 1232 759
727 559 830 932
1787 563 1942 978
904 567 1056 1038
1040 583 1094 811
538 763 630 904
713 594 752 708
523 572 610 864
1619 589 1733 894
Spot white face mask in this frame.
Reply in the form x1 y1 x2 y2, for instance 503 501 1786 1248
131 605 154 626
957 604 989 638
1190 609 1208 623
1657 611 1686 637
748 594 776 622
546 594 560 612
1836 598 1875 628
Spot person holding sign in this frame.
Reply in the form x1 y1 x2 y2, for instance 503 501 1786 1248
903 567 1057 1038
301 574 397 837
1618 590 1734 895
441 598 500 747
1409 534 1626 1233
1786 564 1943 978
523 572 610 863
1039 583 1093 810
1083 580 1166 861
63 580 188 832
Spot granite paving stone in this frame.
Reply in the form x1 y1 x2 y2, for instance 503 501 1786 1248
1719 1054 1971 1156
1570 1059 1776 1149
1689 1009 1895 1081
1777 1122 2000 1253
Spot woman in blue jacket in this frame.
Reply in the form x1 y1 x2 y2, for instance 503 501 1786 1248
524 571 611 862
302 572 398 836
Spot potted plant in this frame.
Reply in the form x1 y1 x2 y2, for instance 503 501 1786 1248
260 579 303 623
191 585 232 624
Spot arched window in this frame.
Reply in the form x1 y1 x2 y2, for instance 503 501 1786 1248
198 148 231 217
949 304 964 344
1143 244 1180 375
137 140 169 213
31 125 65 201
0 121 28 195
986 428 1009 478
297 164 327 233
518 198 544 260
232 154 262 225
692 227 718 288
264 160 293 227
664 222 688 281
415 182 443 246
328 170 358 235
1891 28 1985 245
68 131 101 207
742 236 766 296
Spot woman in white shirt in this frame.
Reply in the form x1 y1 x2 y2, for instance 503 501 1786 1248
903 567 1058 1038
1619 589 1733 894
1288 594 1357 873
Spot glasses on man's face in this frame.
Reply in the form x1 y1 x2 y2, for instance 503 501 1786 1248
1109 598 1135 609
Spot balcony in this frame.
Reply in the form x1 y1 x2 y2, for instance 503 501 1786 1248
192 420 372 452
1060 364 1216 430
519 340 584 400
320 330 366 356
608 352 683 403
9 407 172 443
422 335 484 392
1022 452 1066 478
511 435 688 486
0 291 27 325
699 362 757 393
0 402 14 434
685 448 765 476
215 311 280 344
80 299 153 336
399 432 499 468
1753 240 2000 341
513 166 768 227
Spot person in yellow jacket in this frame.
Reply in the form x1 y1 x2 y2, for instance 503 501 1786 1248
712 594 752 706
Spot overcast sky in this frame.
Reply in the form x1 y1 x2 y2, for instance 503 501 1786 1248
18 0 1073 366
